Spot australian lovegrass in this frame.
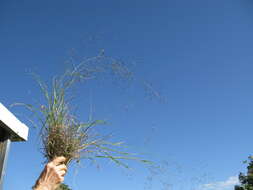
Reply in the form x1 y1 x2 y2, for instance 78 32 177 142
14 52 151 168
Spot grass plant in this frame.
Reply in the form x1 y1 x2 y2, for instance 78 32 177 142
14 52 150 168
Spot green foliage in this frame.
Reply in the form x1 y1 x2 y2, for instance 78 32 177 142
235 156 253 190
13 52 150 168
56 183 72 190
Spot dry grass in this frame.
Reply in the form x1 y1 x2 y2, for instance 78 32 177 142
14 52 150 167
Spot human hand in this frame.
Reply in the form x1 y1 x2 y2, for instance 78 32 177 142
33 157 67 190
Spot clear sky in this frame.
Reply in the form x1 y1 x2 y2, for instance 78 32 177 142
1 0 253 190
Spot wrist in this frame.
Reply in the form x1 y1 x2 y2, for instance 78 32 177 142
33 181 51 190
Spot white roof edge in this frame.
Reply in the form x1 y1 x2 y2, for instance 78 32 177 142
0 102 29 141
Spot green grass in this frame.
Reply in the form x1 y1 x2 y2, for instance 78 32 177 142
13 53 151 168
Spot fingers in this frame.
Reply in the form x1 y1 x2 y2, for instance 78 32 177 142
52 157 67 178
56 164 67 173
52 156 66 165
58 170 66 177
59 176 64 183
46 157 67 178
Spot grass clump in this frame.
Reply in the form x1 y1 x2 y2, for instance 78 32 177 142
14 53 150 168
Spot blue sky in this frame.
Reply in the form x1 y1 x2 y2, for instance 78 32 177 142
1 0 253 190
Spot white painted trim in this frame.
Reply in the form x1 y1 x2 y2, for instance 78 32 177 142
0 103 28 141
